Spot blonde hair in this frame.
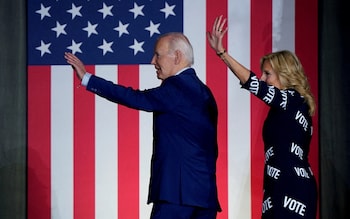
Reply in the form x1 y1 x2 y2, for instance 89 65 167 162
260 50 316 116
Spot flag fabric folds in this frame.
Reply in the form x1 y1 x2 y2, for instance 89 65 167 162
27 0 319 218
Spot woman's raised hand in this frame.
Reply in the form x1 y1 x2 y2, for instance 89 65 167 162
207 15 227 53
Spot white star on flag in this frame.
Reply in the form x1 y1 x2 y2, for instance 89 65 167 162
114 21 130 37
51 21 67 38
160 2 176 19
67 3 82 20
98 3 113 19
145 21 160 37
36 3 51 20
98 39 114 55
83 21 98 37
36 40 51 56
67 40 82 54
129 3 144 19
129 39 144 55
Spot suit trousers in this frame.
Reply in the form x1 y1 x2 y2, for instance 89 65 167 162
150 201 217 219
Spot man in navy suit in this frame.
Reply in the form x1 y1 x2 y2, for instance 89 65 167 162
65 32 221 219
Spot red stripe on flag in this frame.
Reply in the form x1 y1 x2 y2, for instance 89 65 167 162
251 0 272 218
118 65 140 218
206 0 228 218
27 66 51 219
295 1 319 218
74 66 96 219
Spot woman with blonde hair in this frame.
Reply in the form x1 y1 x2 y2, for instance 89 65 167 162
260 50 316 116
207 16 317 218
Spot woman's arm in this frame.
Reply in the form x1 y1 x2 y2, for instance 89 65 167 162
207 15 251 84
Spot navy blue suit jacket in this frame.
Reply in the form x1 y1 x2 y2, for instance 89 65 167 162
86 68 221 211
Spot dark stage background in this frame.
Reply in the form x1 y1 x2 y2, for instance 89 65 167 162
0 0 349 218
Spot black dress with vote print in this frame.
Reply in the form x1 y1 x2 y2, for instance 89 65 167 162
242 72 317 219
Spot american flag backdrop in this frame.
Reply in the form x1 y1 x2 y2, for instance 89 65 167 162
27 0 319 219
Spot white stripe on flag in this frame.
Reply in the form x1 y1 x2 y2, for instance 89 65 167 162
139 64 160 219
51 65 74 219
272 0 295 52
228 0 252 218
184 0 207 83
95 65 118 219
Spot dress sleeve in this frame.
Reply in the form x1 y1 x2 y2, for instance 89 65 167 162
241 71 303 111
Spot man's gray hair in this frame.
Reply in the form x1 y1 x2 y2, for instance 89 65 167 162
160 32 194 65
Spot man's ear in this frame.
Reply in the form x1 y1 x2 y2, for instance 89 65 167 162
174 50 182 65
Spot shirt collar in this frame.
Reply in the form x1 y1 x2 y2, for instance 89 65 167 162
175 67 191 76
